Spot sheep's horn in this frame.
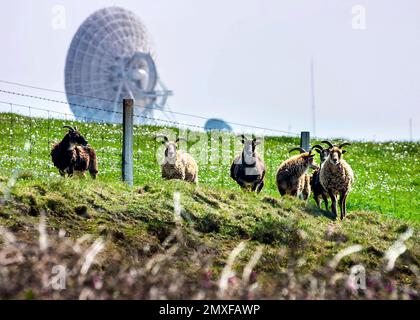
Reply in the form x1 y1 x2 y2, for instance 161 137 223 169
309 144 324 153
321 140 334 148
63 125 75 132
155 135 168 142
289 147 306 154
338 142 352 149
238 134 246 143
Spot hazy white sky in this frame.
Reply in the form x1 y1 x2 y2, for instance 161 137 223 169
0 0 419 140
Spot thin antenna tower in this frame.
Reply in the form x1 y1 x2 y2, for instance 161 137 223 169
310 58 316 137
409 118 413 141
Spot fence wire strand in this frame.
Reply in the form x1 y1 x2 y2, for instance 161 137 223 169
0 87 300 136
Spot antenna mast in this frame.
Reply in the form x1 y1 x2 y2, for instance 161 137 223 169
310 58 316 137
409 118 413 141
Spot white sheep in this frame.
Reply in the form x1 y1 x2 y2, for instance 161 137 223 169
157 135 198 183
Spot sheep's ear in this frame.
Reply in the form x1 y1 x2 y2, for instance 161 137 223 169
155 135 168 143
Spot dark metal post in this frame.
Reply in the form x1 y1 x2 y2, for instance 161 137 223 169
122 99 134 186
300 131 310 152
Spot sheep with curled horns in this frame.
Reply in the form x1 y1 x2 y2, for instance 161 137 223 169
230 135 266 193
310 144 330 210
275 145 321 200
318 140 354 220
50 125 98 178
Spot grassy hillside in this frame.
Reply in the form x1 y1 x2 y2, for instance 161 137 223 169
0 112 419 299
0 113 418 221
0 175 418 299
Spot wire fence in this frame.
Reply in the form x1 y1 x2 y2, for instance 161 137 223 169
0 81 300 136
0 86 418 220
0 96 300 192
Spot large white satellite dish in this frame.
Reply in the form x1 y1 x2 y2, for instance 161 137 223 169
65 6 172 124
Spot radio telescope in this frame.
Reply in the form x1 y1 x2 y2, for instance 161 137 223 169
64 6 173 124
204 118 232 132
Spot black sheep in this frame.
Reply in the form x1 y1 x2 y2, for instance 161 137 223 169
51 126 98 178
230 135 265 193
310 144 330 210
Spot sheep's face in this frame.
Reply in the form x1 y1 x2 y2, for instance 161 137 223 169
165 142 177 162
328 147 346 165
242 139 260 165
67 130 88 146
316 149 329 163
304 154 318 170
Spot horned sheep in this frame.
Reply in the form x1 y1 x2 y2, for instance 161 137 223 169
230 135 266 193
310 144 330 210
50 126 98 178
157 136 198 183
319 140 354 220
275 146 319 200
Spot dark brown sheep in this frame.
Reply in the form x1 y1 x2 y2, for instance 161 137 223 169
310 144 330 210
51 126 98 179
276 146 319 200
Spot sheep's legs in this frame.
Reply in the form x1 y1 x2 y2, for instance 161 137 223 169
314 195 321 208
328 190 338 219
73 171 86 179
254 180 264 194
339 191 348 220
322 193 329 211
277 187 286 196
89 166 98 179
237 180 247 190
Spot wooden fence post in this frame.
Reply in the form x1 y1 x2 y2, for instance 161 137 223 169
300 131 310 151
122 99 134 186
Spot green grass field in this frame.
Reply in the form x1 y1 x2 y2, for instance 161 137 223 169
0 112 418 221
0 112 419 299
0 171 419 299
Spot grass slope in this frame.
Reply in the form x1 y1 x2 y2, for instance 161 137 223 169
0 175 418 297
0 113 418 221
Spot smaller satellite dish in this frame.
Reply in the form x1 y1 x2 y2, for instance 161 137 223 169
204 118 233 132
